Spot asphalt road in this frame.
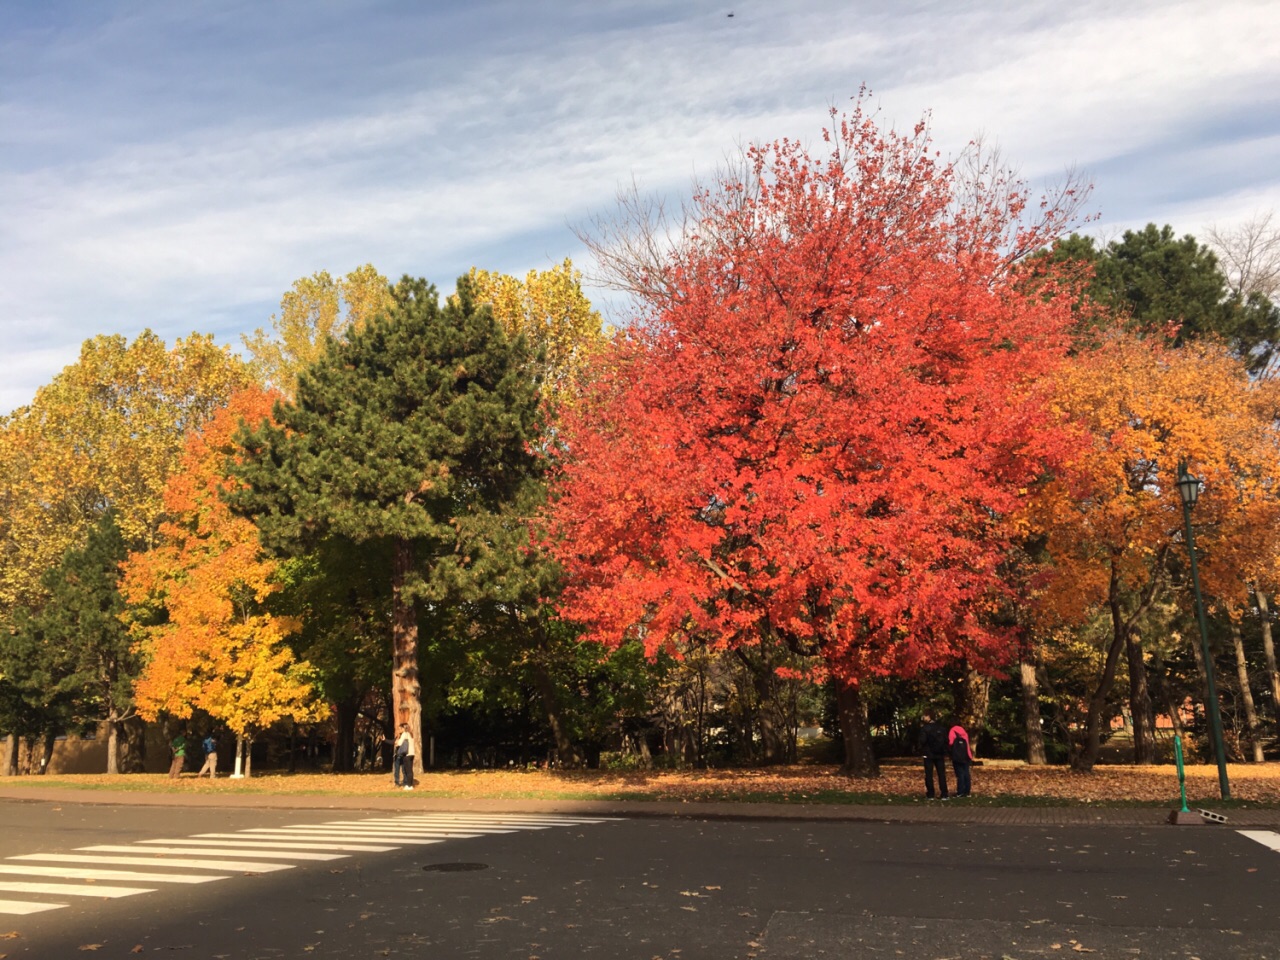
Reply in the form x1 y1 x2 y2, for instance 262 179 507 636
0 800 1277 959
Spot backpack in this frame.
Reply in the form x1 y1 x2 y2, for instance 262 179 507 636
950 733 970 764
203 737 216 754
922 724 948 757
395 737 409 758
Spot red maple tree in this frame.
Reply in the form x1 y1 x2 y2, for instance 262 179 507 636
547 102 1084 775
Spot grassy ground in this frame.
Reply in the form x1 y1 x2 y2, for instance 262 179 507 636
4 759 1279 807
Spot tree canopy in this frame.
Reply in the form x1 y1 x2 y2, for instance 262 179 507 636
545 102 1082 775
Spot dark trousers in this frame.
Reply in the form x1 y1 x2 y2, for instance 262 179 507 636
393 752 403 785
401 756 415 786
923 756 948 798
952 760 971 797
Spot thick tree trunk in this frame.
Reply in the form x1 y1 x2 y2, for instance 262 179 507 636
835 680 878 778
3 734 16 776
1256 591 1280 729
331 695 359 773
106 715 120 775
1126 632 1156 764
957 667 991 736
390 537 423 759
120 716 147 773
1229 618 1265 762
1019 654 1047 765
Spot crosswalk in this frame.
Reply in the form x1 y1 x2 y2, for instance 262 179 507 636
1239 829 1280 853
0 812 616 916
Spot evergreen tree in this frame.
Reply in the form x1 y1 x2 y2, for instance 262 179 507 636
0 512 140 773
232 275 543 752
1047 225 1280 370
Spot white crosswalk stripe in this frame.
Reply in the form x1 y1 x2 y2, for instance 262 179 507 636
86 844 346 861
0 898 66 915
0 865 228 883
186 835 397 851
10 853 292 873
0 811 617 916
0 881 155 898
1239 829 1280 853
234 830 446 845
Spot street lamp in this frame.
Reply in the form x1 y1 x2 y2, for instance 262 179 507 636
1176 463 1230 800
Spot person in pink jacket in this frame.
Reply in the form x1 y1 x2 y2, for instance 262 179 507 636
948 724 974 797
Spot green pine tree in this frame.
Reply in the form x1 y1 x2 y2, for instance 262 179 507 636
232 274 543 751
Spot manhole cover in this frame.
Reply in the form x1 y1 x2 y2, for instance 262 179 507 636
422 862 489 873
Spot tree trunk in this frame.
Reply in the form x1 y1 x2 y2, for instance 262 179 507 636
1019 653 1047 765
529 656 580 767
390 537 423 759
244 737 254 778
1256 590 1280 730
957 667 991 736
835 680 878 777
1126 632 1156 763
331 695 359 773
120 716 147 773
1151 649 1185 740
1073 558 1131 771
3 734 16 776
105 714 121 775
1187 622 1220 763
1074 548 1168 771
37 732 55 775
1229 618 1265 762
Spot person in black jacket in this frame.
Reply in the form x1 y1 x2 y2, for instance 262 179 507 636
916 712 949 799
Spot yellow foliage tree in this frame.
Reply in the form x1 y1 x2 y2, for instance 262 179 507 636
467 259 605 410
0 331 253 613
122 388 328 774
241 264 393 398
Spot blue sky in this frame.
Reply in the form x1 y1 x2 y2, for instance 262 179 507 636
3 0 1278 413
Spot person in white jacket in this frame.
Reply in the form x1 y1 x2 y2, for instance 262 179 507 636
394 724 416 790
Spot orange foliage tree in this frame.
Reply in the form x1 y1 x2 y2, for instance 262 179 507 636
545 102 1082 776
1021 332 1280 769
122 388 328 773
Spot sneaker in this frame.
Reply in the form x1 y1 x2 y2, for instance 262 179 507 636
403 785 413 791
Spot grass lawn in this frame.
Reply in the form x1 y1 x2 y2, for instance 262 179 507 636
3 760 1278 808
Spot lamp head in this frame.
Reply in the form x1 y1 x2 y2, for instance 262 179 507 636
1176 463 1201 508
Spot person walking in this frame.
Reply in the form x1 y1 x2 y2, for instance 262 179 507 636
168 733 186 779
949 722 975 797
197 733 218 778
395 723 416 790
916 712 949 799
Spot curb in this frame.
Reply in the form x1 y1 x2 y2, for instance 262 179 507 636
1 786 1277 828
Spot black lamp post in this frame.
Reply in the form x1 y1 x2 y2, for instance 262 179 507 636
1176 463 1231 800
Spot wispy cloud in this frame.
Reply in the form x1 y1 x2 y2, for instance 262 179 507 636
2 0 1278 413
